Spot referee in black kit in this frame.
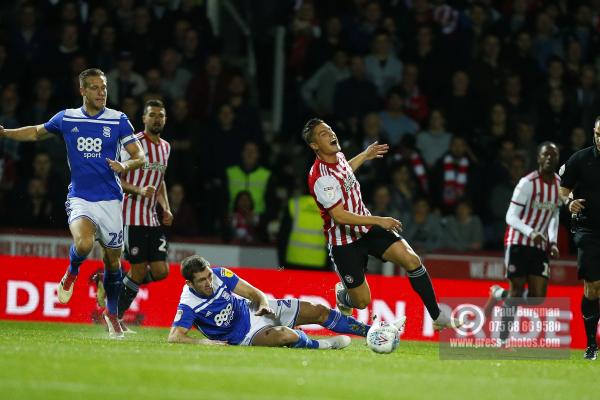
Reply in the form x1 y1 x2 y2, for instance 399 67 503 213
559 116 600 360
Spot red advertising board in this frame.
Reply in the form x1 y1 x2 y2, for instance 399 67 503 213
0 255 588 348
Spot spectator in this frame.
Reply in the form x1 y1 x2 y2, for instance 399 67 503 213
416 109 452 169
287 2 320 79
535 88 577 146
229 190 260 244
531 12 563 72
347 0 382 55
121 96 142 130
159 48 192 101
514 117 538 169
13 177 61 229
444 199 484 251
227 73 264 143
164 98 200 187
186 54 230 122
106 52 147 107
498 74 529 121
301 49 350 118
440 70 480 138
142 68 165 104
389 162 421 218
168 183 199 237
369 184 401 219
403 25 444 99
364 31 403 97
469 34 503 107
52 23 82 76
501 30 540 94
203 103 248 182
432 136 475 214
575 65 600 133
402 197 444 253
304 16 348 77
333 55 380 135
225 141 273 217
399 63 429 125
560 127 588 166
390 134 429 194
378 87 419 147
486 154 527 248
350 113 389 195
91 24 119 72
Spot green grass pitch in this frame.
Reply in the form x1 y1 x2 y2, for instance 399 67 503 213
0 320 596 400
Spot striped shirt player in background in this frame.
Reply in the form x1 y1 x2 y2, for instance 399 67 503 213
168 255 377 349
99 100 172 331
303 118 456 330
484 142 561 345
0 69 146 338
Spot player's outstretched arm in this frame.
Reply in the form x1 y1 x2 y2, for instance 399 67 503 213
348 141 389 171
167 326 226 345
107 141 146 173
0 124 53 141
328 203 402 233
233 279 274 316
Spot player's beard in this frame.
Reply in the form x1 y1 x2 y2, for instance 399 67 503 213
148 126 164 136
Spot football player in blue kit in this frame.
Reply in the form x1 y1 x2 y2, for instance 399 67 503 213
168 255 401 349
0 68 146 338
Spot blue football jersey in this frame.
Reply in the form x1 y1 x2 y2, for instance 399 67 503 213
172 267 251 344
44 107 138 202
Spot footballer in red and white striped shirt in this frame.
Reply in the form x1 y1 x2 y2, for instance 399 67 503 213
112 100 174 326
485 142 561 337
303 118 456 330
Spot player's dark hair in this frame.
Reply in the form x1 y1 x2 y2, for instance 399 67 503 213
143 99 165 114
302 118 324 145
537 141 558 156
79 68 105 87
181 255 210 281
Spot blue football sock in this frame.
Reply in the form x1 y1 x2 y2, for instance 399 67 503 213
104 267 123 315
68 244 87 275
292 330 319 349
323 309 370 337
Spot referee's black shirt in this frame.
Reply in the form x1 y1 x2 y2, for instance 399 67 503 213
560 145 600 230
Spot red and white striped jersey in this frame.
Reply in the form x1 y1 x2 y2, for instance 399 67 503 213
504 171 561 251
308 152 372 246
121 132 170 226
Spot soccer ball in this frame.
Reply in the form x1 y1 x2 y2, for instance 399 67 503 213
366 321 400 354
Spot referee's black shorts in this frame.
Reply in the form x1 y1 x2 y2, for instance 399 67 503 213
329 226 401 289
123 225 168 264
573 229 600 281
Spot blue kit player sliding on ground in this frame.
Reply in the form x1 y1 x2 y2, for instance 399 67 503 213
168 255 405 349
0 68 146 339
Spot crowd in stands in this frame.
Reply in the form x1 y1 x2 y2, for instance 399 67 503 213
1 0 599 254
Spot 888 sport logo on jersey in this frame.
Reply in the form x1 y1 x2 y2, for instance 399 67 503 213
77 137 103 158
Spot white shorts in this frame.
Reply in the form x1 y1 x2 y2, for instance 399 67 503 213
66 197 124 249
239 298 301 346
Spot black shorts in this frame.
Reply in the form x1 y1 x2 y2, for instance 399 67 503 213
504 245 549 279
329 226 401 289
573 229 600 281
123 225 168 264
